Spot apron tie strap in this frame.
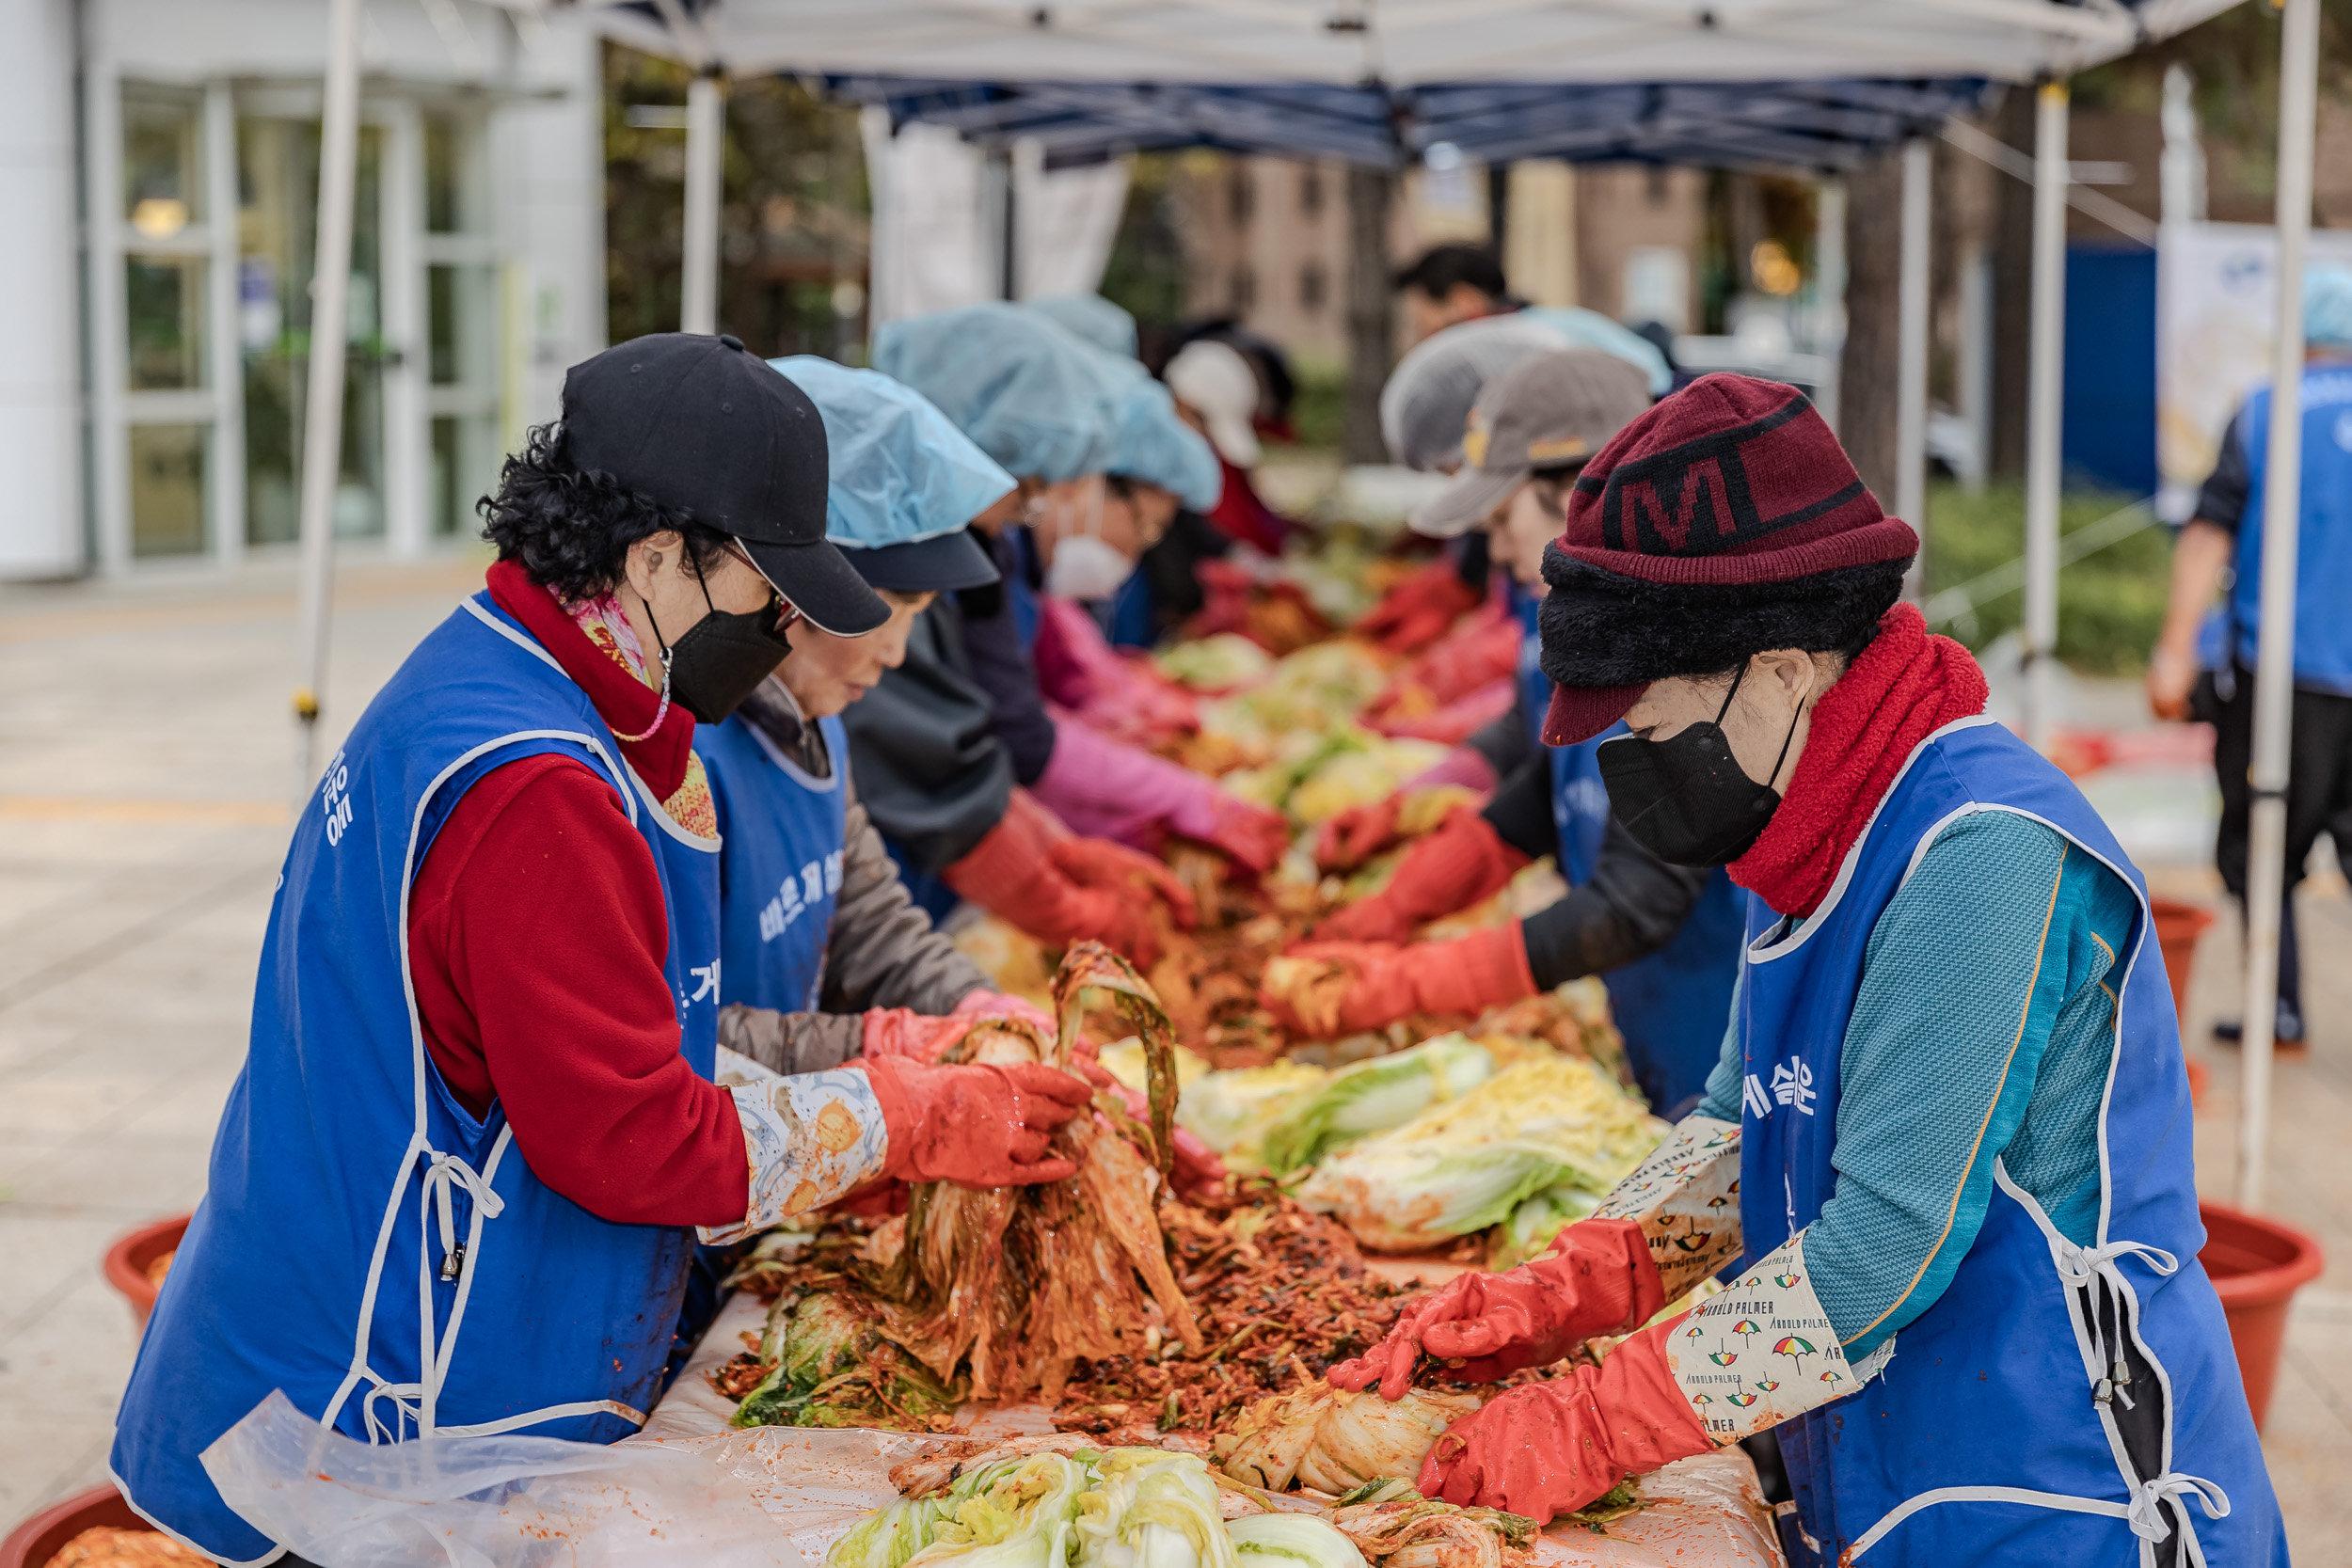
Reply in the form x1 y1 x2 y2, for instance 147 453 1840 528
2057 1238 2179 1291
421 1150 505 1282
2128 1471 2230 1563
2057 1238 2178 1411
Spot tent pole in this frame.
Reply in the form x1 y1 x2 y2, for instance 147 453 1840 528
2237 0 2320 1212
1343 163 1394 464
290 0 364 796
2021 80 2069 752
1897 137 1931 596
680 69 723 335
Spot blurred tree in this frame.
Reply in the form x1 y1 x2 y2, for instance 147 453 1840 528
1100 154 1190 351
605 44 871 359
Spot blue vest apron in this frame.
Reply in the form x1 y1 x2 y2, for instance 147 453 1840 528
2222 366 2352 694
1515 588 1743 1115
110 594 723 1563
1738 717 2281 1566
695 711 849 1013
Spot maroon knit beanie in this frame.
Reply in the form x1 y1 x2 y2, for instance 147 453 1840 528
1537 372 1919 744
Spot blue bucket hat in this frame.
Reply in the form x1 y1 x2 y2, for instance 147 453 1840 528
770 356 1011 594
1025 293 1139 359
1097 357 1224 512
871 304 1121 483
2305 264 2352 350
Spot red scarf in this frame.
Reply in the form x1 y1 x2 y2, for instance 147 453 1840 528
1728 605 1989 917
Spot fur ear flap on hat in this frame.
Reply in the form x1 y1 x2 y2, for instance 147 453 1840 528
1537 547 1909 689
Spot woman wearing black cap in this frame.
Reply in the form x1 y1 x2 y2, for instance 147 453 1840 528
1329 375 2282 1566
110 335 1092 1565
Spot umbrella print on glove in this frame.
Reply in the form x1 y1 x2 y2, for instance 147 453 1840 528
1772 1335 1818 1370
1708 1351 1738 1366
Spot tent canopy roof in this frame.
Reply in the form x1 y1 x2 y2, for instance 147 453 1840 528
583 0 2242 91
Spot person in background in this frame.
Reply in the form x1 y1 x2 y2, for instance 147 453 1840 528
1278 352 1741 1115
1166 336 1292 557
836 306 1195 965
2147 264 2352 1052
110 336 1091 1564
1392 243 1671 395
1356 318 1569 657
694 356 1017 1079
1335 373 2282 1566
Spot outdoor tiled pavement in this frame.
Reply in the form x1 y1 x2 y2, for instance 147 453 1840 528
1 555 2346 1559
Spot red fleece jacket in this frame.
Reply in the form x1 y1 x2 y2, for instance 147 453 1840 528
404 563 748 1228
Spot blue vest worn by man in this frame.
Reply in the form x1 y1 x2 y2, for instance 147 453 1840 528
1739 717 2281 1565
110 594 723 1563
1515 587 1743 1113
696 709 850 1013
2217 364 2352 693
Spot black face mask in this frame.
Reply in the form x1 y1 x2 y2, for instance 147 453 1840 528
1597 662 1803 867
648 566 795 725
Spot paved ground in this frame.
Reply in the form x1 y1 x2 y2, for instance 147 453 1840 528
1 555 2346 1560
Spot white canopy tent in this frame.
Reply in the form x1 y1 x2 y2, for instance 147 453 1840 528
289 0 2309 1198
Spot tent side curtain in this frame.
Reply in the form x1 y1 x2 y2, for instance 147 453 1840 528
822 75 1992 173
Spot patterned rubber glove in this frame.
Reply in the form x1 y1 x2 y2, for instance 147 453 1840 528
1357 560 1485 655
1327 1218 1663 1398
857 1053 1092 1188
1259 927 1535 1038
1417 1316 1713 1524
943 788 1195 968
1315 807 1530 942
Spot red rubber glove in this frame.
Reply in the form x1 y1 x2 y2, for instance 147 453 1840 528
1260 926 1536 1037
944 788 1196 968
858 1053 1093 1187
1315 807 1530 942
1357 561 1484 656
1417 1316 1712 1523
1314 793 1405 873
1198 794 1294 874
1327 1218 1663 1398
859 1009 976 1065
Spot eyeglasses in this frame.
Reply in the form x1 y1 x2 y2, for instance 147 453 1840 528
719 539 803 635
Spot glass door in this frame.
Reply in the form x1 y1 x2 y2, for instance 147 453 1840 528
119 84 214 558
237 115 386 546
421 109 503 539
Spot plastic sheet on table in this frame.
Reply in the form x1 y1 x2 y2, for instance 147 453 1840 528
1534 1449 1783 1567
201 1289 1781 1568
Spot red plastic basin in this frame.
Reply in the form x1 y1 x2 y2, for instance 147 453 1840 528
0 1485 150 1568
2150 898 2214 1109
102 1214 189 1333
2201 1200 2325 1432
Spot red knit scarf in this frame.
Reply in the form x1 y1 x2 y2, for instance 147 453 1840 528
1728 604 1990 917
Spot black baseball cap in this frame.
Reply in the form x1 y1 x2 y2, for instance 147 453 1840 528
561 333 889 636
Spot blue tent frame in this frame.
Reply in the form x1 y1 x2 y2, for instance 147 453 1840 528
824 74 1991 172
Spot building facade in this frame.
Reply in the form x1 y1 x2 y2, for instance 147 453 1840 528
3 0 604 580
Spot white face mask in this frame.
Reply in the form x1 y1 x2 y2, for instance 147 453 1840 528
1041 477 1136 601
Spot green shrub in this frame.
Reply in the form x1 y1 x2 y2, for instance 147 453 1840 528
1922 481 2170 676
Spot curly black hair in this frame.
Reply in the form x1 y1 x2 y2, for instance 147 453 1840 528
477 421 733 602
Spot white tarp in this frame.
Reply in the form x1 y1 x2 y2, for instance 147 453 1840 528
577 0 2243 89
2156 219 2352 522
861 113 1130 325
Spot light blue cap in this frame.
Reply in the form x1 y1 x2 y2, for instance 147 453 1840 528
1098 356 1224 512
1519 306 1674 397
1025 293 1139 358
2305 264 2352 349
770 355 1012 592
871 303 1121 483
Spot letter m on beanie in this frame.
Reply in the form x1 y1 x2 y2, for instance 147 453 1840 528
1607 451 1755 553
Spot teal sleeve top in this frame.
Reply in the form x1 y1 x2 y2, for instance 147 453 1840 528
1689 811 2138 1358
